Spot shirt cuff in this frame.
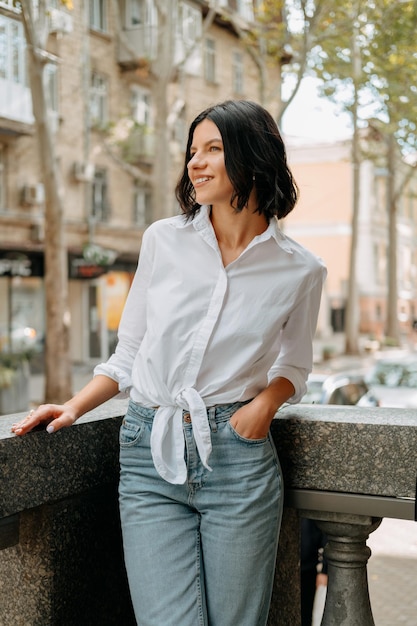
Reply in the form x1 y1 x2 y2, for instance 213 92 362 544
93 362 132 394
267 365 308 404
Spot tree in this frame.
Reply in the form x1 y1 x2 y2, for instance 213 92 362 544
360 0 417 343
312 0 417 349
20 0 73 402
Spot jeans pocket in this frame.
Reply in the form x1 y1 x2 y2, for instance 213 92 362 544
119 411 146 447
227 421 269 445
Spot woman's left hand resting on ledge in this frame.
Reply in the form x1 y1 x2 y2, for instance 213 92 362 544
11 375 120 436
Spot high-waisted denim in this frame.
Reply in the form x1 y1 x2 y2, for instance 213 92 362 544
119 399 284 626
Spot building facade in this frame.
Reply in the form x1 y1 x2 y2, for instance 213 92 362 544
0 0 267 364
285 136 417 342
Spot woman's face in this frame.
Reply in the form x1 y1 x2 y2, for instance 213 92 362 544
187 119 234 209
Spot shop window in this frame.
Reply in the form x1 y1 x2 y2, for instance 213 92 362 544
90 72 108 127
90 0 107 32
232 50 244 94
204 38 216 83
91 169 109 222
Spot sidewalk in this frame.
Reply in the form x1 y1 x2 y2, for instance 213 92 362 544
367 518 417 626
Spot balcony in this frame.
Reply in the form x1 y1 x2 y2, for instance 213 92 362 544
117 25 158 69
0 80 34 136
121 124 155 164
0 403 416 624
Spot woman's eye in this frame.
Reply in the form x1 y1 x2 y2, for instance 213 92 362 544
209 146 220 151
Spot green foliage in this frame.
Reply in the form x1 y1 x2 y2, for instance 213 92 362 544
0 353 30 389
310 0 417 153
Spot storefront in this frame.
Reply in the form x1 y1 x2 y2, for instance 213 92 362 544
69 253 134 363
0 249 135 364
0 251 45 354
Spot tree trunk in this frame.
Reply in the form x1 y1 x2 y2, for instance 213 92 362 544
21 2 72 402
344 18 361 355
385 134 400 344
152 1 176 220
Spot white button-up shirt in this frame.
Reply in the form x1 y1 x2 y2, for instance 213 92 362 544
95 205 326 484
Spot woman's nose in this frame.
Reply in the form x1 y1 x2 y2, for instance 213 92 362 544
188 152 205 169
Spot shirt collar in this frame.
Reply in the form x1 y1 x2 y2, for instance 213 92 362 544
173 205 294 254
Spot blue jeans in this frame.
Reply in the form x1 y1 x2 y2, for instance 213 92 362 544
119 399 284 626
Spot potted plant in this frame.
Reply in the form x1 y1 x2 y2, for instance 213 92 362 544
0 350 32 416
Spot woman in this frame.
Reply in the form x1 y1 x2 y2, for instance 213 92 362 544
12 100 326 626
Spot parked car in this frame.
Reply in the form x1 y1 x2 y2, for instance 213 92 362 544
365 354 417 408
301 372 379 406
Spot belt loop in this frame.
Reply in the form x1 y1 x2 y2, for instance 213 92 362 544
208 406 217 432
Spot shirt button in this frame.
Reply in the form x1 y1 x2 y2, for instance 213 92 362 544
183 413 191 423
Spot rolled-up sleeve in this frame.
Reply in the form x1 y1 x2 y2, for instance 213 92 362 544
267 261 327 403
93 228 154 392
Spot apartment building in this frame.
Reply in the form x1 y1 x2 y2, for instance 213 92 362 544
285 137 417 341
0 0 266 363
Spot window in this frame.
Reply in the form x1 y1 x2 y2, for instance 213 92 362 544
0 15 25 85
133 185 152 226
91 169 109 222
0 145 5 210
90 0 107 32
204 38 216 83
232 51 244 94
125 0 157 28
44 63 59 131
0 15 32 123
0 0 20 12
126 0 143 26
90 72 108 126
237 0 254 21
178 1 202 46
172 103 186 148
131 87 152 126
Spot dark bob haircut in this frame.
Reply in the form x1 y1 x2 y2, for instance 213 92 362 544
175 100 298 220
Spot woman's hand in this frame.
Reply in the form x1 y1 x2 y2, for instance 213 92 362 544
11 403 78 436
11 375 120 437
229 401 271 439
229 376 295 439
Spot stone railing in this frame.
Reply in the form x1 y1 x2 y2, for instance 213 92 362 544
0 402 416 626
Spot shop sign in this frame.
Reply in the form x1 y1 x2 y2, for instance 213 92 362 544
0 255 32 276
70 258 107 279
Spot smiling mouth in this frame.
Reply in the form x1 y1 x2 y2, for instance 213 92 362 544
194 177 212 185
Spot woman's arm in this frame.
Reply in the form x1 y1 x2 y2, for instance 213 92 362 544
11 375 120 436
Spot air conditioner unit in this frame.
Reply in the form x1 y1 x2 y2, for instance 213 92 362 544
49 8 73 35
21 183 45 206
72 162 95 183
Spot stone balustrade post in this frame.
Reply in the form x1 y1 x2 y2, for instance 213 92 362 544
311 513 382 626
